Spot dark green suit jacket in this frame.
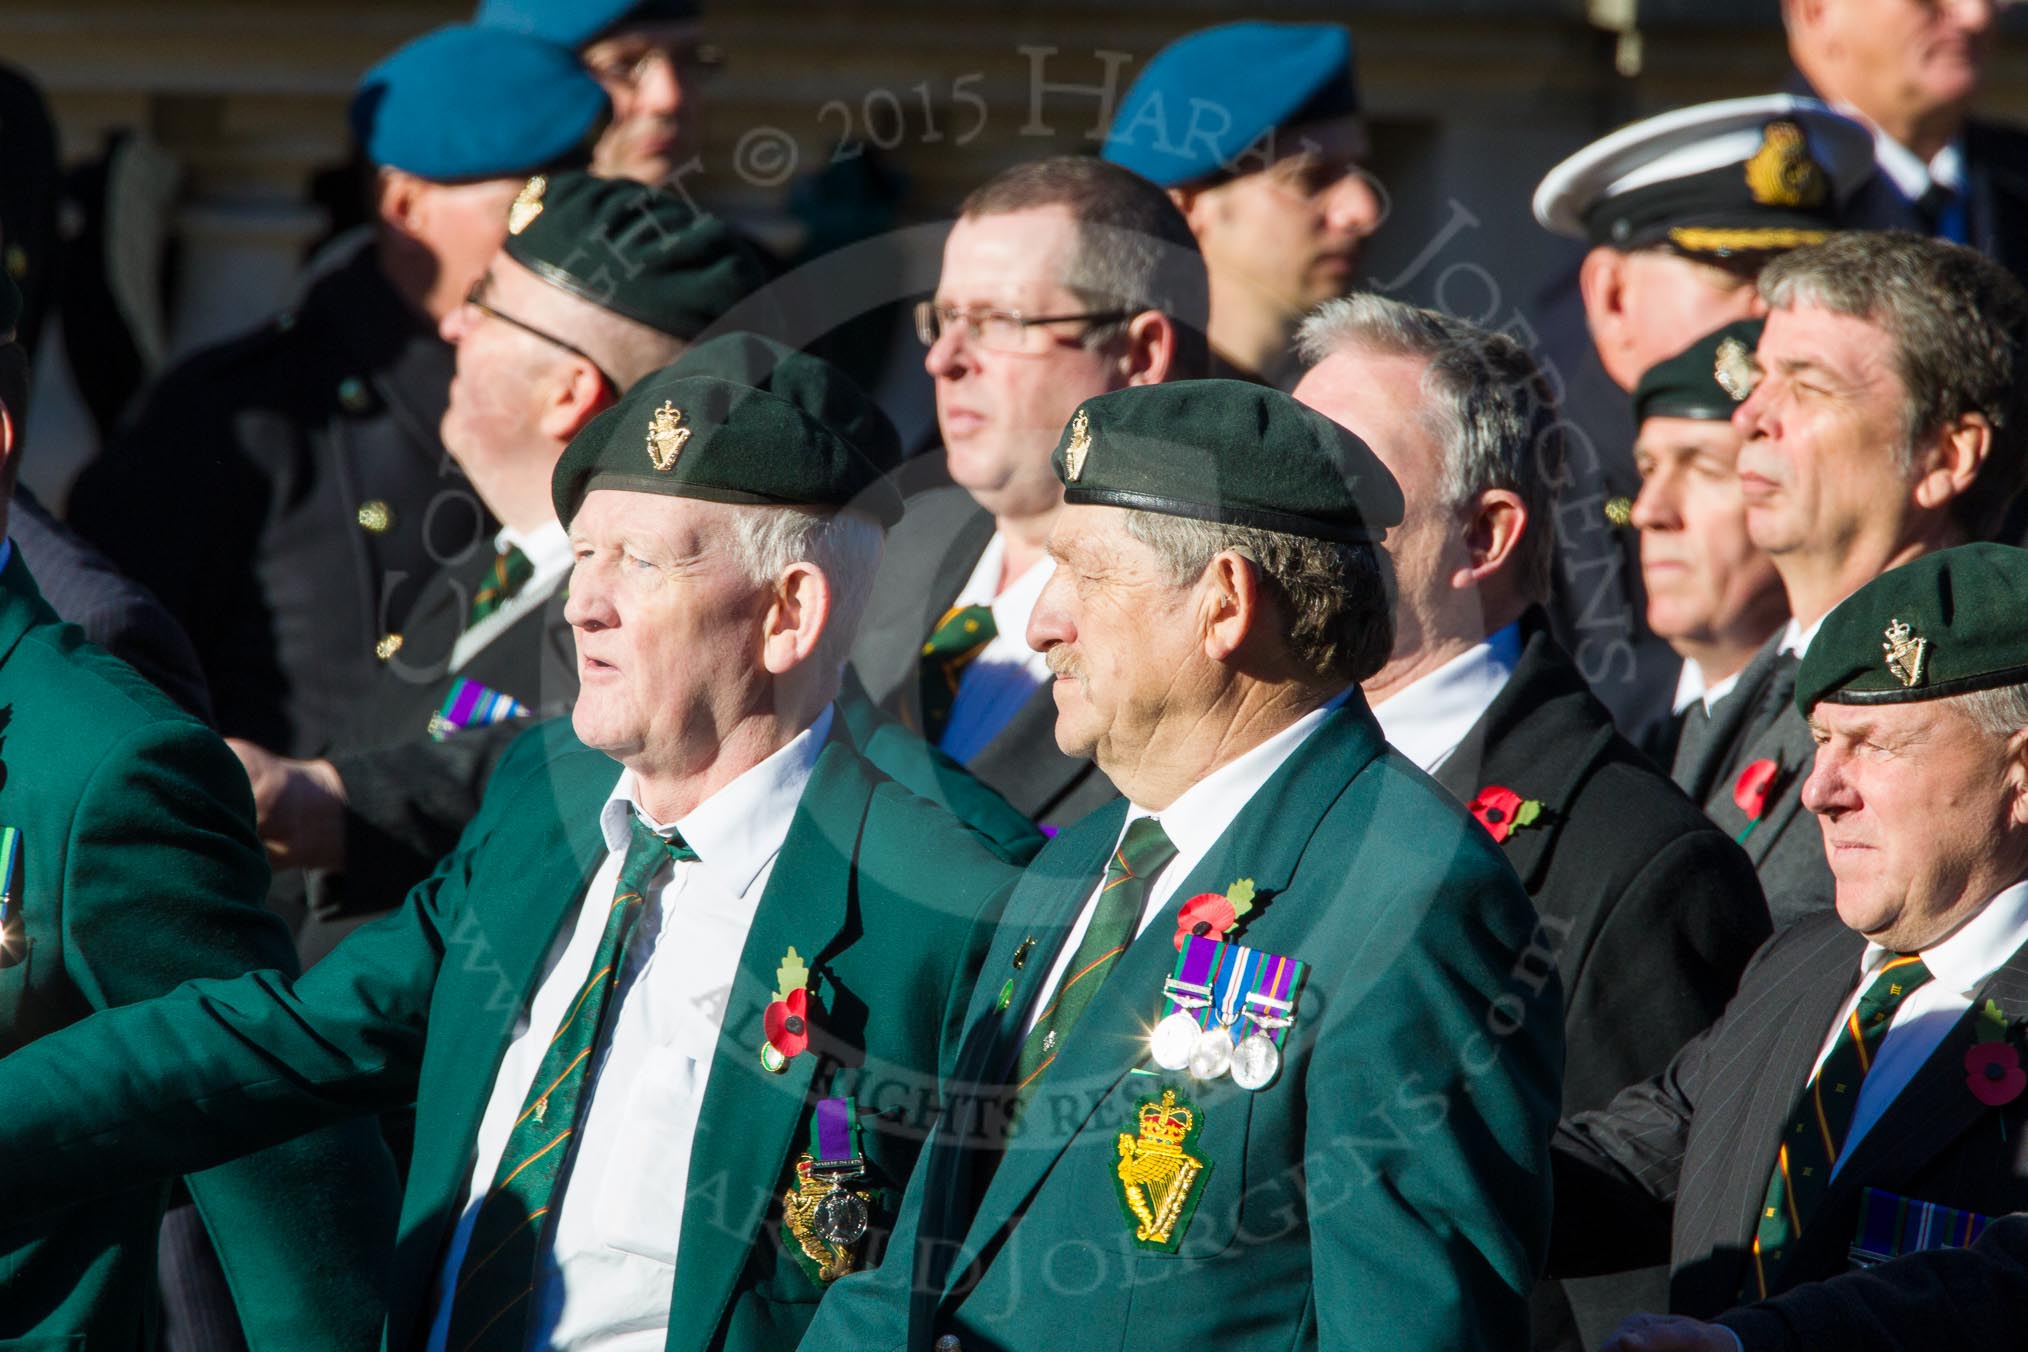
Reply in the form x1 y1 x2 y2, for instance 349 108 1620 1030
805 696 1565 1351
0 551 397 1350
0 712 1020 1352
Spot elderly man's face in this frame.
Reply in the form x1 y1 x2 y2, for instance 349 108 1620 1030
565 490 772 775
1027 504 1206 771
1795 0 1992 127
1632 415 1787 654
584 20 710 184
1733 303 1915 560
927 206 1126 522
1803 696 2027 951
1186 117 1379 317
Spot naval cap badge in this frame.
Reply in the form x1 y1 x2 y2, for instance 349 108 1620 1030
1744 119 1830 211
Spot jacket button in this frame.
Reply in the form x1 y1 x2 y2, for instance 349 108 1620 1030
337 376 373 414
375 633 404 661
356 500 393 534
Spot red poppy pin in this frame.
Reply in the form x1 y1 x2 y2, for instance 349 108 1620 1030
1732 758 1782 844
1174 878 1257 950
761 947 814 1074
1469 785 1542 844
1967 999 2026 1108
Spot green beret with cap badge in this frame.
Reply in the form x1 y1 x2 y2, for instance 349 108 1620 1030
1632 318 1764 425
1050 379 1403 543
504 170 772 341
552 364 903 529
1796 543 2028 712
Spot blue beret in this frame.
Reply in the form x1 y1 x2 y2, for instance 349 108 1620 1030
474 0 698 50
350 24 608 181
1104 22 1357 188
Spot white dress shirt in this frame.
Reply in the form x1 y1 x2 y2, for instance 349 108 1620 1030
1778 611 1831 661
1023 691 1347 1036
451 520 574 673
1813 879 2028 1178
1671 659 1744 717
426 705 834 1351
937 532 1054 764
1367 624 1520 775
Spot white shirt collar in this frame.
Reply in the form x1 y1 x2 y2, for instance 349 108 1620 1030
1367 624 1521 774
1672 658 1745 716
597 705 835 900
1864 122 1966 203
1779 612 1831 660
1860 878 2028 998
1121 688 1350 849
499 520 572 580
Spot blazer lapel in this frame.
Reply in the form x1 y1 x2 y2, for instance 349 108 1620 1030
663 739 869 1352
1676 633 1782 802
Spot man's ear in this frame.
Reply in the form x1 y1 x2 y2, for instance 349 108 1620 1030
761 561 832 675
1453 489 1528 591
1910 412 1993 513
375 168 428 238
1200 549 1262 664
537 360 616 443
1117 311 1178 387
2006 724 2028 829
1576 246 1629 354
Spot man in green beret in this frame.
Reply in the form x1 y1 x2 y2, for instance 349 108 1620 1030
807 379 1562 1350
1552 541 2028 1342
1687 230 2028 928
0 276 400 1347
0 367 1027 1352
1628 319 1790 769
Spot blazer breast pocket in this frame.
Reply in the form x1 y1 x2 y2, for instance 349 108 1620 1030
1109 1075 1257 1262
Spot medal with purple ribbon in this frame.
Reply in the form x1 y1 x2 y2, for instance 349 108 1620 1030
1148 933 1305 1090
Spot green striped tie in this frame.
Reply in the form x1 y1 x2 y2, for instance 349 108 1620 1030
1746 953 1933 1299
467 544 535 629
443 813 696 1351
1011 817 1177 1118
915 603 996 744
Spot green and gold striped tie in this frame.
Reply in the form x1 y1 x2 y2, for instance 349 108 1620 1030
915 603 996 744
467 544 535 629
1010 817 1177 1119
1746 953 1933 1299
443 813 696 1351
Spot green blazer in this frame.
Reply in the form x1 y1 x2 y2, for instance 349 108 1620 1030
805 696 1566 1351
0 711 1021 1352
0 552 398 1350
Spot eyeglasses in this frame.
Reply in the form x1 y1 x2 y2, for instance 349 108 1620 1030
913 301 1131 354
584 41 725 90
462 275 617 395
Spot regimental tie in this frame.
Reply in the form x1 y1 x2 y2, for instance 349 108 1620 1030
1746 954 1934 1299
915 603 996 744
1009 817 1178 1121
442 813 697 1352
467 544 535 629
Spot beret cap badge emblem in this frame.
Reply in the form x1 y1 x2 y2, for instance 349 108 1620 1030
646 401 690 471
1065 408 1093 482
508 175 547 235
1714 337 1759 402
1883 617 1929 689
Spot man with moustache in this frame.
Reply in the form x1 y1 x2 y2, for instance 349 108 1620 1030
849 155 1207 831
1102 20 1377 387
1552 543 2028 1339
807 381 1561 1351
1689 231 2028 928
1628 321 1791 768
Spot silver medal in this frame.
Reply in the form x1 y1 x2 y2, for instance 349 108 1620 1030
1188 1024 1233 1080
1230 1032 1282 1091
1150 1010 1201 1070
813 1187 869 1246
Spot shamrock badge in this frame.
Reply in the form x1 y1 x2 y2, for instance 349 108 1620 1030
762 947 814 1074
1966 998 2027 1109
1175 879 1256 951
1468 785 1542 844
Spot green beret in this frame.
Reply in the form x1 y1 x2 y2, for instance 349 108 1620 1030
1796 543 2028 712
1632 318 1763 425
671 332 902 471
504 170 770 340
552 368 903 529
1050 380 1403 543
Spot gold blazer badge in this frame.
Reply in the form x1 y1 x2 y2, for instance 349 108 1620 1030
1113 1089 1211 1252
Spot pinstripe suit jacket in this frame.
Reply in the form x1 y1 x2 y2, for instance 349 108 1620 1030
1550 908 2028 1318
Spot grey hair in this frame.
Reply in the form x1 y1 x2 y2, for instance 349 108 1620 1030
1759 231 2028 537
1120 509 1394 686
1296 293 1565 605
725 505 886 673
1950 682 2028 741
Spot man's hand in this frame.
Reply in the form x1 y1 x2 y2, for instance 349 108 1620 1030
227 738 349 873
1603 1313 1745 1352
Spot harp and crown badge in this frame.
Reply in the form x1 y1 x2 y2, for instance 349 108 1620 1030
1714 336 1759 402
1064 408 1093 481
646 400 690 471
1113 1089 1209 1251
508 175 547 235
1882 617 1929 689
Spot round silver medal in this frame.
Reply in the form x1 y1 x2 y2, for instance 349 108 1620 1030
1188 1025 1233 1080
813 1188 869 1246
1149 1010 1201 1070
1229 1032 1282 1091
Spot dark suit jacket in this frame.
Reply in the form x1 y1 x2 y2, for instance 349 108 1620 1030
0 717 1022 1352
68 231 486 757
1717 1210 2028 1350
1552 911 2028 1319
1431 620 1770 1349
849 484 1118 831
